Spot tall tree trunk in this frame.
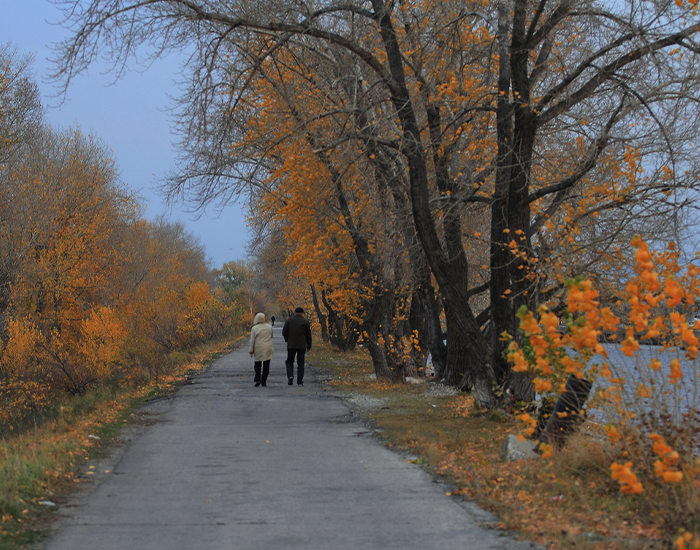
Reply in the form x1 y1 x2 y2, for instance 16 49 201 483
321 289 349 350
342 322 359 351
539 376 593 448
371 0 495 407
310 284 329 343
490 0 540 403
363 290 406 382
409 283 446 377
342 56 444 382
490 0 517 387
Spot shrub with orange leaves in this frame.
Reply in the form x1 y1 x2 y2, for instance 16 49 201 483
0 318 55 429
177 281 242 347
676 531 700 550
508 236 700 542
78 306 129 380
610 461 644 494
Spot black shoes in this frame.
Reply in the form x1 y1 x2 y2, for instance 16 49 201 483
255 381 260 387
261 382 266 387
298 381 303 386
288 378 294 385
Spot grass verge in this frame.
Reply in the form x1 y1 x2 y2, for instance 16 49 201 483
0 334 244 550
309 343 664 550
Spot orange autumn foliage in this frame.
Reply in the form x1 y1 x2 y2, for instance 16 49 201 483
236 45 430 379
0 123 244 434
508 237 700 541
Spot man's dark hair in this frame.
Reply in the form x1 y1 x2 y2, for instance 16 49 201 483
294 307 305 314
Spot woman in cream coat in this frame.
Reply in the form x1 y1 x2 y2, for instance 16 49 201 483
249 312 274 386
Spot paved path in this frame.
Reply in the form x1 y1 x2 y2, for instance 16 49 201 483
41 327 539 550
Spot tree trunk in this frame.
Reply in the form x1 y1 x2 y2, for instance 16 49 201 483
503 371 535 405
442 303 495 409
362 289 407 382
539 376 593 448
371 0 496 407
489 0 538 402
342 322 359 351
409 284 446 377
490 0 517 387
321 289 348 350
310 284 329 343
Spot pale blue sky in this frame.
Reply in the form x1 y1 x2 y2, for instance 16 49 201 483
0 0 250 268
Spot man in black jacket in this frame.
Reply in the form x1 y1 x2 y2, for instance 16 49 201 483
282 307 312 386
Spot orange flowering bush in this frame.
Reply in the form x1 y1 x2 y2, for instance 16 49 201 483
507 237 700 542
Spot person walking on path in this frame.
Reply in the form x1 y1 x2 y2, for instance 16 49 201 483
271 315 276 326
282 307 312 386
249 312 274 387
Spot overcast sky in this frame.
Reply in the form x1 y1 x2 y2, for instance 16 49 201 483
0 0 250 268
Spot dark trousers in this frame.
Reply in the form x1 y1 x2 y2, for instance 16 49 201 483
254 360 270 383
286 349 306 382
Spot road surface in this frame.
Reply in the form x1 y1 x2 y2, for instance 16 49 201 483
40 327 540 550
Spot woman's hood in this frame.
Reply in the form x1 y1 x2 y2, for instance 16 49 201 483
253 312 266 325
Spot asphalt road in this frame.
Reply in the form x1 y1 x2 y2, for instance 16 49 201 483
40 327 540 550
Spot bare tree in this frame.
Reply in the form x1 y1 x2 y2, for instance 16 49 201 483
0 43 44 165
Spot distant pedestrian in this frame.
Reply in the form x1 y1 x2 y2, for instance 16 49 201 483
271 315 276 326
282 307 312 386
249 312 274 387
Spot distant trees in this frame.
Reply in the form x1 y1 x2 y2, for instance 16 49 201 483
49 0 700 407
214 260 269 316
0 49 245 435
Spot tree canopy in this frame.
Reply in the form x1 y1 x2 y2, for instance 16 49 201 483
49 0 700 406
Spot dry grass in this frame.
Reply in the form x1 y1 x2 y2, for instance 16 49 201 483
310 343 668 550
